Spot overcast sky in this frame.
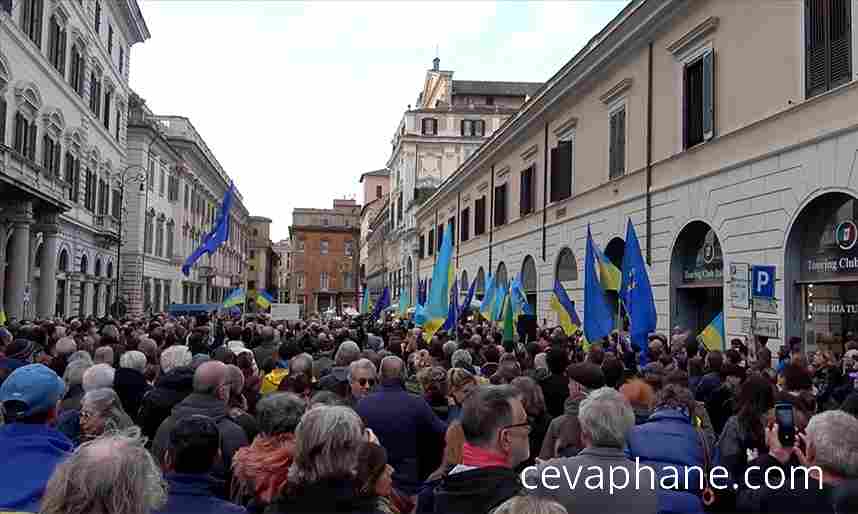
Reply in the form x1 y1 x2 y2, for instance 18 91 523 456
130 1 629 241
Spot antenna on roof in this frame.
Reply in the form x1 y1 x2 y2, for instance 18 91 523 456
432 45 440 71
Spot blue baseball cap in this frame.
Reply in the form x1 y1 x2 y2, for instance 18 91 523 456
0 364 66 418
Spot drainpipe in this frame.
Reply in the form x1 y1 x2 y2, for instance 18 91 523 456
646 41 654 265
488 164 494 273
456 191 461 268
542 123 548 262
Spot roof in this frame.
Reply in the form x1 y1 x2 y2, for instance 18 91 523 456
359 168 390 183
451 81 544 98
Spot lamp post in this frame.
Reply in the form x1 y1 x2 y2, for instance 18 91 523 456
110 165 146 317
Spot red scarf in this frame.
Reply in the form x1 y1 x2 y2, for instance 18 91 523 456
461 442 509 468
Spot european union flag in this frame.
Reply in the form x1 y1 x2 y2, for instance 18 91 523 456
371 287 390 320
182 182 235 276
619 220 657 366
460 277 477 318
442 281 459 332
584 225 614 343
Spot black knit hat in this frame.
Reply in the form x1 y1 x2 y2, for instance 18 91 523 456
566 362 605 390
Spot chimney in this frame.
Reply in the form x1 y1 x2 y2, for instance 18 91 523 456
432 57 440 71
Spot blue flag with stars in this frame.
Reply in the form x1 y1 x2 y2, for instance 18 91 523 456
620 219 657 366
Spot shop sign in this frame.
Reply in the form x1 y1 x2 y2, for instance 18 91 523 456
800 208 858 281
753 317 780 338
730 263 750 310
683 268 724 283
811 303 858 315
682 228 723 284
753 297 778 314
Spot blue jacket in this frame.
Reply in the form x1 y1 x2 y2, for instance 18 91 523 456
356 379 447 495
0 423 73 512
155 473 247 514
626 409 705 493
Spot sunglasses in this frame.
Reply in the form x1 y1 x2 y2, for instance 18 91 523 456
356 378 377 387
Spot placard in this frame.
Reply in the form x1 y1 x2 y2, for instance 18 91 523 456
730 263 750 309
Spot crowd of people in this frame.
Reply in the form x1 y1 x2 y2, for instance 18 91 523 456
0 312 857 514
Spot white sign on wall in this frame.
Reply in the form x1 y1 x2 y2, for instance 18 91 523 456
271 304 300 321
730 263 750 310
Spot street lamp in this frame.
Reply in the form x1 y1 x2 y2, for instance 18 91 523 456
109 165 147 316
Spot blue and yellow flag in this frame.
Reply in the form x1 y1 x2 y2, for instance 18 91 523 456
492 283 508 323
594 242 621 292
620 219 658 366
550 279 581 336
256 290 274 310
480 273 496 319
398 286 410 317
371 287 390 320
460 277 477 318
511 273 534 316
699 312 725 351
423 225 455 342
361 285 371 314
585 225 614 343
223 288 245 308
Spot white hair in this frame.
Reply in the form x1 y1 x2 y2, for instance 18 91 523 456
82 363 115 392
451 349 473 368
335 341 361 367
55 337 77 356
64 359 93 386
806 410 858 478
289 406 363 485
579 387 635 448
119 351 147 374
347 358 377 382
160 345 192 374
534 353 548 370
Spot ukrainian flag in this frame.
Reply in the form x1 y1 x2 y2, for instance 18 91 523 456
480 274 496 319
423 225 455 342
699 312 725 351
550 279 581 336
256 290 274 310
223 288 245 308
398 286 410 317
492 284 507 323
595 242 621 292
360 285 370 314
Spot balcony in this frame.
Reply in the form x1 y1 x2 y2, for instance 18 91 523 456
94 214 120 245
0 146 72 211
198 265 216 278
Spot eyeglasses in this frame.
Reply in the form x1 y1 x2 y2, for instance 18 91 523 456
502 421 531 434
357 378 377 387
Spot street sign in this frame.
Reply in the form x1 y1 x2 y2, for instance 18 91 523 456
753 297 778 314
752 265 776 298
753 317 780 338
730 263 750 309
740 317 752 334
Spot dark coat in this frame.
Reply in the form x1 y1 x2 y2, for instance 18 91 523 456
432 466 520 514
156 473 247 514
539 393 585 459
253 341 279 370
152 393 250 497
114 367 152 421
695 371 721 403
139 367 194 442
540 373 569 419
737 455 838 513
356 379 447 495
60 383 85 412
265 478 382 514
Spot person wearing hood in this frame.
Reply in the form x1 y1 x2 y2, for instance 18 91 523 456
0 364 73 512
157 414 247 514
539 363 605 459
431 385 528 514
115 350 152 421
232 393 305 512
153 361 249 498
139 345 195 442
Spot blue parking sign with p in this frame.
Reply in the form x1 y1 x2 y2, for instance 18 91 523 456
752 265 775 298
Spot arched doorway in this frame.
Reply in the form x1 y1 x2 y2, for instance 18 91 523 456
460 270 469 299
495 262 508 292
670 221 724 337
603 237 625 325
555 247 578 286
785 192 858 353
475 267 485 301
521 255 537 309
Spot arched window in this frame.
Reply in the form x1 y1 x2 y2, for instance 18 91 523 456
58 249 69 272
34 243 42 269
106 262 113 278
460 270 469 296
555 247 578 283
94 258 102 277
521 255 538 308
496 262 508 291
475 267 485 300
166 220 175 259
80 253 88 275
155 216 165 257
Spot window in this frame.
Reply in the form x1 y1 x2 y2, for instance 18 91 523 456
683 49 714 149
419 235 425 259
376 185 382 199
296 273 305 290
550 140 573 202
48 15 66 74
115 110 121 141
321 218 329 226
343 272 353 289
155 218 164 257
159 166 165 196
98 179 108 215
168 175 179 202
147 157 155 191
94 0 101 33
70 44 84 96
249 249 255 259
437 224 443 249
428 229 435 255
609 107 626 179
103 89 111 130
0 97 5 145
184 184 190 208
144 213 153 254
320 272 329 290
118 47 124 74
520 166 534 216
111 189 120 218
320 240 329 255
494 183 508 227
421 118 438 135
448 217 455 247
806 0 852 98
460 119 486 137
460 207 470 241
42 134 61 177
107 24 113 54
166 221 174 258
345 240 354 256
474 196 487 236
486 96 495 106
89 72 102 117
297 239 305 252
20 0 44 48
84 169 95 211
13 112 37 160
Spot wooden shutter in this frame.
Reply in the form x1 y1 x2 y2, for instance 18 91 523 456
27 123 37 160
494 184 507 226
437 224 443 248
609 114 617 179
428 229 434 255
520 167 532 215
461 207 469 241
34 0 43 49
702 50 714 141
419 235 425 259
552 142 572 201
59 27 67 73
478 120 486 136
0 98 5 145
830 0 852 87
460 119 465 136
53 142 61 176
42 134 50 168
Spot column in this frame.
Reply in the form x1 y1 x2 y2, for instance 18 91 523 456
81 281 92 317
37 216 60 318
5 202 34 321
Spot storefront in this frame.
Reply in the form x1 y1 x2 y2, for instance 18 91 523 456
786 192 858 353
671 221 724 336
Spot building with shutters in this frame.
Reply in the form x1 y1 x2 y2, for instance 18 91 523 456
0 0 148 320
289 199 360 317
247 216 279 309
385 57 542 308
358 168 389 304
273 238 290 304
124 94 252 315
414 0 858 355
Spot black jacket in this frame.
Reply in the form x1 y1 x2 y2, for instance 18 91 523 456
265 478 382 514
139 367 194 442
540 373 569 419
114 367 152 421
152 393 249 497
432 466 521 514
